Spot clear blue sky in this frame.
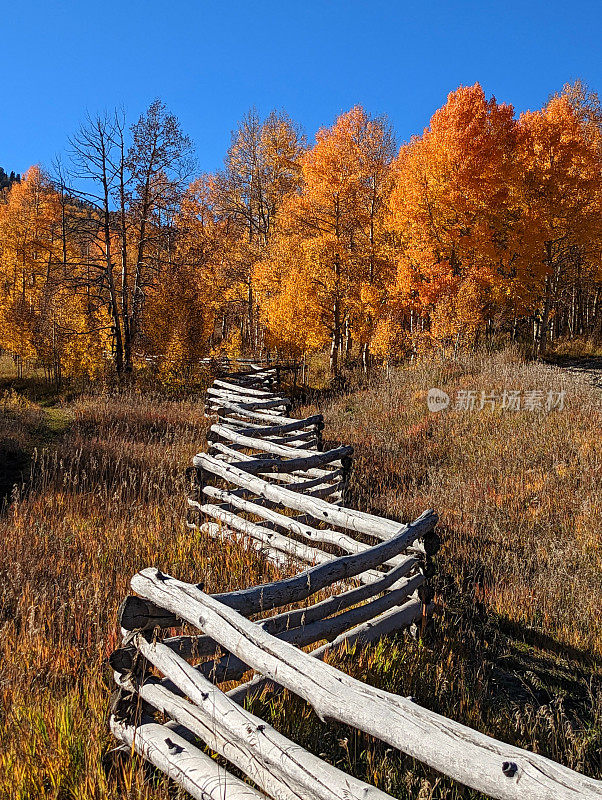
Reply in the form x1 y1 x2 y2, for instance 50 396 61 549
2 0 601 176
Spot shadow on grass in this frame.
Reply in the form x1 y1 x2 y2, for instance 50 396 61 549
0 403 72 509
0 443 29 506
542 354 602 388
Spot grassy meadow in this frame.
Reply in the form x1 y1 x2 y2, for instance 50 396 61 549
0 349 601 799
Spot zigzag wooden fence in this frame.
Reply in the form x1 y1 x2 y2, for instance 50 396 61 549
109 361 602 800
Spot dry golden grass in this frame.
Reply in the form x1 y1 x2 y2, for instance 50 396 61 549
0 391 283 800
321 350 602 657
1 350 601 799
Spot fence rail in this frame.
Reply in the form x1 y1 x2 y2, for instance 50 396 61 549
109 360 602 800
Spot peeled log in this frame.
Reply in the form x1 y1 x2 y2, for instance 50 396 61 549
179 592 602 800
196 506 385 583
130 511 435 620
130 640 394 800
200 486 409 568
221 414 323 438
157 556 423 659
209 423 334 461
195 453 430 540
226 596 425 706
109 716 265 800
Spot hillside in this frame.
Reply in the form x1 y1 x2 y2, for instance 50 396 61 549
0 350 601 799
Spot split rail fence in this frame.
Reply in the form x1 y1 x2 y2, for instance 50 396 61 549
109 361 602 800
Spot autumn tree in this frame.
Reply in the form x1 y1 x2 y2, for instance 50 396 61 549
0 166 109 381
125 100 193 368
388 84 523 354
68 101 192 377
517 93 602 352
256 106 395 374
211 108 305 352
143 176 226 380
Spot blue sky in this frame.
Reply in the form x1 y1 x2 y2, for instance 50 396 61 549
2 0 601 176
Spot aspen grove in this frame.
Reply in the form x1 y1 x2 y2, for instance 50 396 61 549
2 83 602 383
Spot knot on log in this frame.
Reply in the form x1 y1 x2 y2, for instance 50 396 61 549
502 761 518 777
165 737 184 754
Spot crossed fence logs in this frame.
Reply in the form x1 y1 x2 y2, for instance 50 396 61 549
109 360 602 800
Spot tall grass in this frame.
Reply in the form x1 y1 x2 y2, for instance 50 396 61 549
1 351 601 799
321 350 602 656
0 391 282 799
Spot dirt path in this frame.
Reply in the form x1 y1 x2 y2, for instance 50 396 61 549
544 355 602 391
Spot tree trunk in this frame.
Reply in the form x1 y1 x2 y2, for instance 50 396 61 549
538 242 555 356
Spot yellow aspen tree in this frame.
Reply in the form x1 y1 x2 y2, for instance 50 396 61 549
256 106 394 375
517 94 602 352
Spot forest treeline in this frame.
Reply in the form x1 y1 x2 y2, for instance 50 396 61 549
2 82 602 384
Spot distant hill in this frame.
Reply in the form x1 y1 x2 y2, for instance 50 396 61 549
0 168 21 190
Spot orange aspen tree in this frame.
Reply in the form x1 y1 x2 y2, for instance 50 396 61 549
389 84 521 353
0 167 110 381
211 109 304 353
256 106 394 374
517 94 602 352
143 176 225 381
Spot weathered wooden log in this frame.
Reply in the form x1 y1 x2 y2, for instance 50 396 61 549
209 433 320 458
130 640 393 800
213 379 273 397
118 595 180 631
155 556 424 659
254 463 341 481
129 513 434 624
207 388 291 409
255 480 343 501
208 440 251 461
128 577 424 685
199 509 385 584
211 449 351 478
208 438 246 453
205 448 342 498
194 574 425 682
110 716 264 800
221 414 323 438
209 424 336 462
174 591 602 800
264 432 318 449
207 395 291 412
225 596 426 706
261 469 342 488
215 406 301 425
200 486 409 569
195 454 432 541
224 430 318 450
203 446 345 476
208 441 342 480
